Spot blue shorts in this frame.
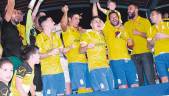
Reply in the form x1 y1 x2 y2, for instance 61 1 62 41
42 73 65 96
110 59 138 87
89 68 114 91
69 63 91 91
155 53 169 78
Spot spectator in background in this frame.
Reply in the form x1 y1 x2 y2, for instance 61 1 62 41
10 45 40 96
1 0 23 71
124 3 156 86
0 58 13 96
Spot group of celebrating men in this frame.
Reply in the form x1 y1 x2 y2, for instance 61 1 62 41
0 0 169 96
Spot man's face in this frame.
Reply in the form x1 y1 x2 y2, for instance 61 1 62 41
150 11 159 24
69 14 81 28
109 13 120 26
128 5 137 19
91 17 104 31
42 17 55 31
11 9 24 23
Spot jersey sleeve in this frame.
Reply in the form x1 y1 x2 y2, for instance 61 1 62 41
16 66 27 79
55 33 63 48
80 32 89 45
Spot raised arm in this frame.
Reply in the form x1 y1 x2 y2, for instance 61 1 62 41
4 0 15 22
26 0 38 45
96 2 108 15
60 5 69 32
93 3 98 17
32 0 44 21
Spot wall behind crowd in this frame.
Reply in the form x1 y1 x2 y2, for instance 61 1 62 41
0 3 168 29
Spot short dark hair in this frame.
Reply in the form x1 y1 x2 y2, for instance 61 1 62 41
21 45 39 61
128 2 139 9
68 11 81 18
0 58 12 68
151 9 162 15
91 16 100 23
108 10 119 20
38 15 49 27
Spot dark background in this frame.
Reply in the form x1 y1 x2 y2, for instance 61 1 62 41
0 0 169 28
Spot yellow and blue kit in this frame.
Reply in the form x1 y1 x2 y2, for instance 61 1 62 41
80 30 114 91
62 26 90 91
148 21 169 78
36 32 65 95
103 22 138 87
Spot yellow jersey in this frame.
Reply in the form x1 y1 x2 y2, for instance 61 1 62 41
124 16 150 54
17 24 27 46
103 22 130 60
10 63 34 96
147 21 169 56
62 26 87 63
80 30 109 71
36 32 63 75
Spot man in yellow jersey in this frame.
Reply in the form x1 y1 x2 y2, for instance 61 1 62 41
36 16 66 95
60 5 91 93
124 3 155 86
102 10 139 89
80 16 115 91
148 9 169 83
79 3 114 91
10 45 39 96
